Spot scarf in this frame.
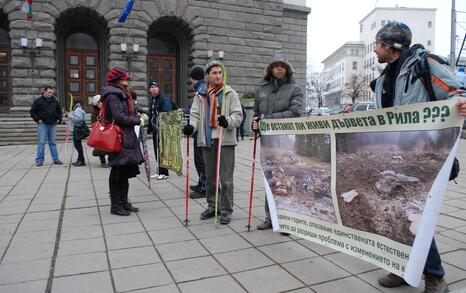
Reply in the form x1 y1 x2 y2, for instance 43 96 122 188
206 80 224 128
122 86 135 116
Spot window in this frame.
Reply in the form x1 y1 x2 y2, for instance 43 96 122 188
428 21 432 28
381 20 386 26
360 24 363 33
353 61 357 70
371 22 376 30
427 40 432 46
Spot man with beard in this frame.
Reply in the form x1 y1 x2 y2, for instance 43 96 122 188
183 59 242 225
252 54 304 230
372 21 466 293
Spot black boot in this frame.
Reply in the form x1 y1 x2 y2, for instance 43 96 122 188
110 181 130 216
120 180 139 213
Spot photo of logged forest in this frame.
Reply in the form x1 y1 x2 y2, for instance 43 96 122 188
336 128 460 245
261 134 335 223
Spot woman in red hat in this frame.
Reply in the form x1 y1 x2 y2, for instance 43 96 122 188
101 68 143 216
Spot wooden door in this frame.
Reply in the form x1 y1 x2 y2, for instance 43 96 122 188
148 54 176 103
64 50 99 112
0 46 9 112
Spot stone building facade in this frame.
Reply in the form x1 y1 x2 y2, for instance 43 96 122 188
0 0 310 113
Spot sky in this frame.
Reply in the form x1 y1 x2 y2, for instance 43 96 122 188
306 0 466 72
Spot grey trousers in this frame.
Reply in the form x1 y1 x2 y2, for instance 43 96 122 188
264 195 271 223
202 141 235 214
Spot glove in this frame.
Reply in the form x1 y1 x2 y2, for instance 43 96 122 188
183 124 194 136
218 115 228 128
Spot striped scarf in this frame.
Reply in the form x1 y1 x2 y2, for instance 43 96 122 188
205 80 224 128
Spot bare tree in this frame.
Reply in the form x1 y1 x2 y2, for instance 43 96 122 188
344 73 369 104
306 72 330 108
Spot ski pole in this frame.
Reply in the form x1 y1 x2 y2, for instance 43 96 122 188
64 93 73 167
246 115 262 231
214 126 223 228
247 131 259 231
184 125 190 227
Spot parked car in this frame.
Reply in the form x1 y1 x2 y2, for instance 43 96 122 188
352 102 376 112
329 104 353 115
308 107 330 116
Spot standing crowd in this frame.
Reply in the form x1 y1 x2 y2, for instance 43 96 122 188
28 21 466 293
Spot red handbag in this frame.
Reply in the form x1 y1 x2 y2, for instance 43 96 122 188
87 103 122 153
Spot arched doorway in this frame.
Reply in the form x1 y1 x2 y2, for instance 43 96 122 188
148 33 177 103
0 11 10 112
148 17 193 108
56 8 108 112
64 32 99 112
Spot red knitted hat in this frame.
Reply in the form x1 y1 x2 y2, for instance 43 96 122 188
106 68 130 84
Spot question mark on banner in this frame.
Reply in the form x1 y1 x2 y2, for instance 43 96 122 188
423 107 431 123
431 106 441 122
440 105 450 122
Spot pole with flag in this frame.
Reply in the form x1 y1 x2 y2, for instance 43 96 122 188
118 0 135 23
22 0 33 21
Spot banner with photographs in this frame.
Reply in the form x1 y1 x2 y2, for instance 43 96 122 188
158 110 183 175
260 99 463 286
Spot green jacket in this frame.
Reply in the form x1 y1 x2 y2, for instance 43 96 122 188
190 85 243 147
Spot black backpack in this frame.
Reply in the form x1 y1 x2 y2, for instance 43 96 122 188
413 50 460 182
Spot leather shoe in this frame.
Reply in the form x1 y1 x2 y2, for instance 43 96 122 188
111 205 131 216
257 220 272 230
378 273 407 288
122 202 139 213
54 160 63 165
189 191 206 199
36 162 43 167
220 212 231 225
72 161 86 167
189 184 202 193
200 208 216 220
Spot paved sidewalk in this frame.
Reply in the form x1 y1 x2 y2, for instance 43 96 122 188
0 138 465 293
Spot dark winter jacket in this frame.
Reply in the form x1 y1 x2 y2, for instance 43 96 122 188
30 95 63 125
101 86 143 167
147 93 173 133
91 106 100 124
254 76 304 118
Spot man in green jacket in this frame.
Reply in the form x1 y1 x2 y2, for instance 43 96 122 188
183 59 242 225
253 54 304 230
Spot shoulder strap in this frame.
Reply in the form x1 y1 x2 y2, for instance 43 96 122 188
412 51 437 101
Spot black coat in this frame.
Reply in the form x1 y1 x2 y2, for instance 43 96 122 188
101 86 143 167
147 93 173 133
30 95 62 125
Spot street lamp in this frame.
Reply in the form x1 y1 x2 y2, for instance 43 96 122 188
121 43 139 67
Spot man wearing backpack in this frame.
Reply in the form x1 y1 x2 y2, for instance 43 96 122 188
373 21 466 293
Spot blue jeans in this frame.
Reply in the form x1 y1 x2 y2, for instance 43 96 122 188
36 123 59 163
423 239 445 279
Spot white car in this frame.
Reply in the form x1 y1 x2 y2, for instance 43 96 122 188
308 107 330 116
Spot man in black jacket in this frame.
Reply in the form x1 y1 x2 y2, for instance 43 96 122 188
30 86 63 166
147 80 173 179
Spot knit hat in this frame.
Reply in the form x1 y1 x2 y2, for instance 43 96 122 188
189 66 205 80
106 68 130 84
205 59 224 73
91 94 101 106
148 80 159 87
376 21 412 49
265 53 294 80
